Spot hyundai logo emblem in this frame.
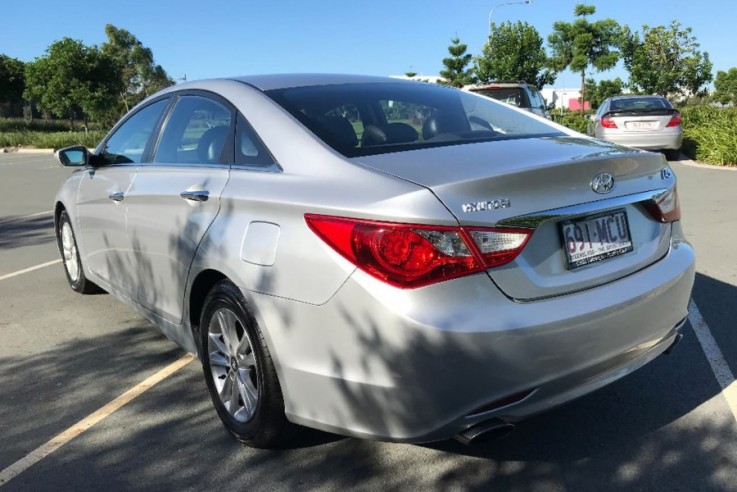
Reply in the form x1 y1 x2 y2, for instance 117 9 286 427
591 172 614 194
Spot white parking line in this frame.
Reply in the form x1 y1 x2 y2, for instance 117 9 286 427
20 210 54 219
0 260 62 281
0 354 195 486
689 299 737 421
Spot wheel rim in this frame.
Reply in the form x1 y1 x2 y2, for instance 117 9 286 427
61 222 80 282
207 307 259 422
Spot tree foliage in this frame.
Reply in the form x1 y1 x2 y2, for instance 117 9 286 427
584 77 624 109
439 37 475 88
712 68 737 105
101 24 174 113
622 21 712 98
24 38 123 127
0 55 25 114
548 4 621 113
475 21 555 88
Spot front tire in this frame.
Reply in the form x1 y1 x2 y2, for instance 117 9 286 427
200 280 293 448
57 210 100 294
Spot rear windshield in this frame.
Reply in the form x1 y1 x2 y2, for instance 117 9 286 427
265 82 562 157
470 87 526 108
610 97 673 112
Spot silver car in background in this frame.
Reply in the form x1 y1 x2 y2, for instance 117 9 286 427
587 95 683 160
54 75 694 448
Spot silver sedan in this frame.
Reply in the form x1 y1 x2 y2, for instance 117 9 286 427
587 95 683 160
54 75 694 447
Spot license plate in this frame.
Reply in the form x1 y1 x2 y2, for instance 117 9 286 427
561 209 633 269
627 121 657 129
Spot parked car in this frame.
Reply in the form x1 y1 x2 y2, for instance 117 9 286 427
587 95 683 160
466 82 553 119
54 74 694 448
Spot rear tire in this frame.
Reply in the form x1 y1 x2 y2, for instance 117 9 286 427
199 280 294 448
57 210 100 294
664 149 680 161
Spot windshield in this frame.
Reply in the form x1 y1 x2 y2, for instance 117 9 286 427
265 82 562 157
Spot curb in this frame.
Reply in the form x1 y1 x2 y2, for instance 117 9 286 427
677 158 737 172
2 148 55 154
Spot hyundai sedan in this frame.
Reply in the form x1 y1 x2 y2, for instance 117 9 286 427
54 74 694 447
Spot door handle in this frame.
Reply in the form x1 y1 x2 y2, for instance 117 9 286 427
109 192 125 202
180 190 209 202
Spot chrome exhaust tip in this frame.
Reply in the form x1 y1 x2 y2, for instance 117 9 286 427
454 419 516 445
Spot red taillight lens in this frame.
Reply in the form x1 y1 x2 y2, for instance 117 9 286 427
601 116 618 129
666 113 682 127
305 215 532 288
644 187 681 223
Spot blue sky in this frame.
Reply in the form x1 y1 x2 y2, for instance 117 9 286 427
1 0 732 89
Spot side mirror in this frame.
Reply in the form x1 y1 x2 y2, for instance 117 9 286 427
55 145 90 167
546 102 556 111
584 114 593 121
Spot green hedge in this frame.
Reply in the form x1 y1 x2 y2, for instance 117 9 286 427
0 131 106 149
550 110 592 134
680 106 737 167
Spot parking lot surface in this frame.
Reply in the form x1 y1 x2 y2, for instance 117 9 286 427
1 152 736 491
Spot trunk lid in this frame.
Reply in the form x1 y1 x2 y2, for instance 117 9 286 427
607 108 678 133
354 135 674 300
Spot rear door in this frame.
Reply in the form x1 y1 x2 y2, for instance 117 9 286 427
124 93 232 323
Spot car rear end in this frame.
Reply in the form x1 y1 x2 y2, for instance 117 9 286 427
255 80 694 443
596 96 683 151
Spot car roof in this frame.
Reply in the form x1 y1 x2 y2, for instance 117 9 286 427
227 73 409 91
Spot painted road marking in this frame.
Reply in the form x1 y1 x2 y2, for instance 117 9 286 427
20 210 54 219
0 354 195 486
0 259 62 281
689 299 737 421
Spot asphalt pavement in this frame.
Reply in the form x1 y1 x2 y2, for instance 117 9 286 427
0 152 736 491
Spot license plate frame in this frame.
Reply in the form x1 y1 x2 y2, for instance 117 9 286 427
560 209 634 270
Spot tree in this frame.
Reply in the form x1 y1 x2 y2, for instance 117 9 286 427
622 21 712 99
548 4 622 113
0 55 25 116
439 37 475 88
475 21 555 88
101 24 174 113
584 77 624 109
712 68 737 105
24 38 121 128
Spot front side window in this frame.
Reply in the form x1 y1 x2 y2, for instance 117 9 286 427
266 82 562 157
99 98 169 164
154 96 233 164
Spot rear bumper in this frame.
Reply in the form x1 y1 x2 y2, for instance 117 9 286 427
248 233 695 443
598 128 683 151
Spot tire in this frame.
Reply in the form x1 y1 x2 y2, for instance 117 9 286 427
199 280 294 448
57 210 100 294
664 149 681 161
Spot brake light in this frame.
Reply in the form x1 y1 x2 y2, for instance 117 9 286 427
644 187 680 223
601 116 618 129
305 215 532 288
666 113 682 127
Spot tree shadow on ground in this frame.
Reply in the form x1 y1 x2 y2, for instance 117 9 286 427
0 214 54 249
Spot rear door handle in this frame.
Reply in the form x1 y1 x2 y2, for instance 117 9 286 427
109 192 125 202
180 190 209 202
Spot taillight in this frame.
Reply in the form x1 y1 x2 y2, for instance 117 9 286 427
601 116 618 129
305 215 532 288
666 113 682 127
644 187 680 223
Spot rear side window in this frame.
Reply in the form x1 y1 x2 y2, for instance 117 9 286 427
99 99 169 164
235 113 275 167
154 96 233 164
